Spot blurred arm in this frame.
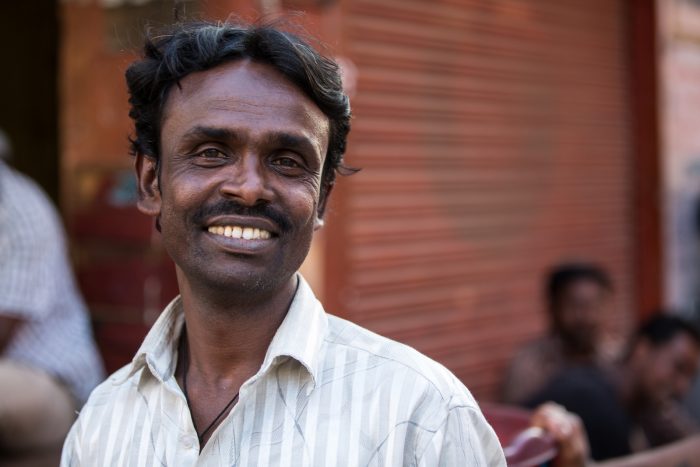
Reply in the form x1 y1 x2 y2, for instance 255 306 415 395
532 403 700 467
531 402 589 467
596 435 700 467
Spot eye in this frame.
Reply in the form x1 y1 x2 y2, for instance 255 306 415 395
270 151 308 171
190 147 228 167
199 148 225 159
272 156 301 168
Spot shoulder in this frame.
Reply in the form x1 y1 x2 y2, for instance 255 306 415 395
325 314 476 406
0 166 63 243
62 364 149 465
322 315 505 465
513 336 559 363
74 363 145 426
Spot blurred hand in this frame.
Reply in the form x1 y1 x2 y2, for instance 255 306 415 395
531 402 590 467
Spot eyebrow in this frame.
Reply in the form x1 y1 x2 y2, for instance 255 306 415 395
179 125 323 162
262 132 320 157
181 125 240 143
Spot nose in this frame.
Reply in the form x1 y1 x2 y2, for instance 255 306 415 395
219 154 274 206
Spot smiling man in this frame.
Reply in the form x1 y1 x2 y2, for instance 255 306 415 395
60 21 505 466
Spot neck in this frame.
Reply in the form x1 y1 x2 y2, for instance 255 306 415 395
177 270 298 384
550 330 596 361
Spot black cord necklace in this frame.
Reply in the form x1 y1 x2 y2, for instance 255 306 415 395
180 330 239 446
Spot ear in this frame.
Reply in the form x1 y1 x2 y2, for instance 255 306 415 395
314 182 334 231
134 153 162 218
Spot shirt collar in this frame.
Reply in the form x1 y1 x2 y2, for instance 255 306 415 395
257 275 327 389
125 296 185 384
123 274 327 389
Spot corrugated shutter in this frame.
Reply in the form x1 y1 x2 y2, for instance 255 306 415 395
327 0 634 400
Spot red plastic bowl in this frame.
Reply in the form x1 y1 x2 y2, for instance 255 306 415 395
482 404 558 467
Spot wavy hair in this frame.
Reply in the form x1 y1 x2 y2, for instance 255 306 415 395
125 20 354 200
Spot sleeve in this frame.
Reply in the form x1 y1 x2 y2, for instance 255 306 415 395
417 404 506 467
0 192 61 319
60 418 83 467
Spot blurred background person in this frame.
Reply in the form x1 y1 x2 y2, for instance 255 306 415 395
526 314 700 461
502 263 615 404
532 402 700 467
0 130 104 466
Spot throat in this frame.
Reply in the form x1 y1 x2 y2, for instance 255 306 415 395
172 275 300 446
178 331 239 448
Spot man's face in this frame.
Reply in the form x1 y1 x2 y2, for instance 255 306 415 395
637 333 700 405
136 60 330 297
553 279 609 354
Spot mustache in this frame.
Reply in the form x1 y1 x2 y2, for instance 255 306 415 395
192 199 293 233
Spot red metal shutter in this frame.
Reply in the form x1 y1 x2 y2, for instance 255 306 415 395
327 0 634 400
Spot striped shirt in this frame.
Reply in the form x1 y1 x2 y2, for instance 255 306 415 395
0 161 104 404
61 276 505 466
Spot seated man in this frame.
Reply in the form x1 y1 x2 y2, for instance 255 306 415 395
532 402 700 467
503 262 614 404
527 314 700 461
0 131 104 464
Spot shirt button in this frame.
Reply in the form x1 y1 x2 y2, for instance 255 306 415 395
182 435 197 450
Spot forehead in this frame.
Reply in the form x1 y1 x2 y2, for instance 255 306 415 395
663 333 700 359
563 278 606 296
160 59 329 152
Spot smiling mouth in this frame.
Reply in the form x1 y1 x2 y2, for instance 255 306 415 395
207 225 273 240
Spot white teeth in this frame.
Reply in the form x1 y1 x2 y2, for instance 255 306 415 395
207 225 272 240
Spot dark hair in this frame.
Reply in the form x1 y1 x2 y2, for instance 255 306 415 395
636 313 700 348
125 20 355 200
546 262 612 310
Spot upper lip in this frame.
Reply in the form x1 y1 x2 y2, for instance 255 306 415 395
203 215 280 236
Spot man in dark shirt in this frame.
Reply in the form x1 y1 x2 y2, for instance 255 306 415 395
529 366 632 460
527 314 700 461
503 263 615 404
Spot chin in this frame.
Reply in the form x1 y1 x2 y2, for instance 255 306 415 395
199 263 297 298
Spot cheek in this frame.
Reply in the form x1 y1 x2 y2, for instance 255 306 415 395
649 359 673 388
559 312 575 327
158 182 203 234
289 187 320 223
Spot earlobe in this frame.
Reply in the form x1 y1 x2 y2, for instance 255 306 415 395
313 216 325 231
134 153 162 217
315 182 334 231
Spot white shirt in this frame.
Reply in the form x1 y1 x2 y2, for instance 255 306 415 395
61 276 505 466
0 162 104 403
